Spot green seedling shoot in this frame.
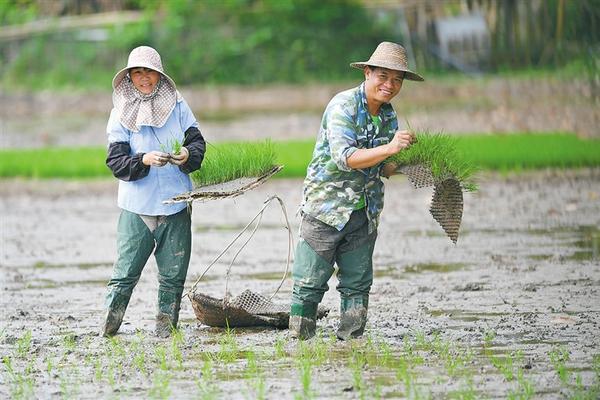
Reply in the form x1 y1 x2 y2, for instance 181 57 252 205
160 137 183 156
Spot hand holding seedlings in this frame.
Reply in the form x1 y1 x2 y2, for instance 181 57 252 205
143 151 171 167
389 129 415 152
169 146 189 166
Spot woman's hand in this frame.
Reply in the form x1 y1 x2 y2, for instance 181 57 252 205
142 151 170 167
169 147 189 166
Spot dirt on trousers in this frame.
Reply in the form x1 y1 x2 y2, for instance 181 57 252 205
0 169 599 399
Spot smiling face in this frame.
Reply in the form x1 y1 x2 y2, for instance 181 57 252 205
364 66 404 114
129 67 161 95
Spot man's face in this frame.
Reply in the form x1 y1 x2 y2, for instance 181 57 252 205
364 67 404 106
129 67 160 94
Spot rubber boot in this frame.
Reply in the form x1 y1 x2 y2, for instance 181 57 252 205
336 297 369 340
156 290 182 338
335 236 374 341
289 302 318 340
101 291 130 337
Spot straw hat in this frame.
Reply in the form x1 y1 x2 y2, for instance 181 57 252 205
112 46 177 89
350 41 424 82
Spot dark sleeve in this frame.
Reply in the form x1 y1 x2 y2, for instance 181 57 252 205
106 142 150 181
179 126 206 174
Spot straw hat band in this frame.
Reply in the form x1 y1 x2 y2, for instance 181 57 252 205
350 41 424 82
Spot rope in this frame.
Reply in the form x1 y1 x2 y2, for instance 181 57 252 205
185 195 294 300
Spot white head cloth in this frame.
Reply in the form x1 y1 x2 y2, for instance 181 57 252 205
112 76 181 132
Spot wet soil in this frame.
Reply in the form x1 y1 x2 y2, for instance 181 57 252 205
1 169 599 398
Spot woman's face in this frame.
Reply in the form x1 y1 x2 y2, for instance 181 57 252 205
129 67 160 94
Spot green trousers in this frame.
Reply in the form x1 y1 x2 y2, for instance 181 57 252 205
105 208 191 325
291 209 376 319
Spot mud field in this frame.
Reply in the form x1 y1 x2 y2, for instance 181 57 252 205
1 169 599 399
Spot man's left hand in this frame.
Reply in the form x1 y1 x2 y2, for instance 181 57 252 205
169 147 189 166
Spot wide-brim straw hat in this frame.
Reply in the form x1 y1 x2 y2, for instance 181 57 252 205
112 46 177 89
350 41 424 82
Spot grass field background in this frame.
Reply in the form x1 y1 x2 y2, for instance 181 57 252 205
0 133 599 180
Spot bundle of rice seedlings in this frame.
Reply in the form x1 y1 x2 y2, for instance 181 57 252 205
387 131 478 192
387 130 478 244
190 140 279 188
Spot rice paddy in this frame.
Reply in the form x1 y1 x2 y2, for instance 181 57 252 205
2 328 598 399
0 133 599 180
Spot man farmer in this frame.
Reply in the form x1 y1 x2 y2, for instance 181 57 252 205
289 41 424 340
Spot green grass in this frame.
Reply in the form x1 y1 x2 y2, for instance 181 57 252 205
0 133 598 180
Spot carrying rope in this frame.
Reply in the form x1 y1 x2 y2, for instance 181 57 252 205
185 195 294 301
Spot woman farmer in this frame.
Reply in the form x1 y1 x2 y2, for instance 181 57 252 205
102 46 206 338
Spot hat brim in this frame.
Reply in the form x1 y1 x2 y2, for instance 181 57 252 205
112 63 177 89
350 62 424 82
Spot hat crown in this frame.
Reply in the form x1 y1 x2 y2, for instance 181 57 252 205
127 46 164 74
368 42 408 69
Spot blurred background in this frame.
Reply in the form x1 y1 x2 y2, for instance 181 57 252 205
1 0 599 149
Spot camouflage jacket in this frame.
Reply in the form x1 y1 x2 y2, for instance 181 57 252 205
301 83 398 232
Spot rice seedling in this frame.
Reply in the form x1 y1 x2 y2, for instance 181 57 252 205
489 351 518 381
216 325 241 364
190 140 278 187
150 370 171 400
295 355 313 399
448 378 477 400
131 332 148 375
571 371 600 400
45 356 54 378
404 335 425 365
274 335 288 358
170 329 185 370
549 346 571 385
93 358 104 382
196 357 219 399
245 349 266 400
160 136 183 155
387 130 479 192
2 355 35 399
507 368 536 400
395 356 425 400
62 332 76 354
349 344 367 399
483 329 496 347
58 364 81 399
16 330 32 358
309 331 330 365
375 336 395 368
154 345 169 371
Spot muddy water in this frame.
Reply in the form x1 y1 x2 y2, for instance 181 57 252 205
1 170 599 398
